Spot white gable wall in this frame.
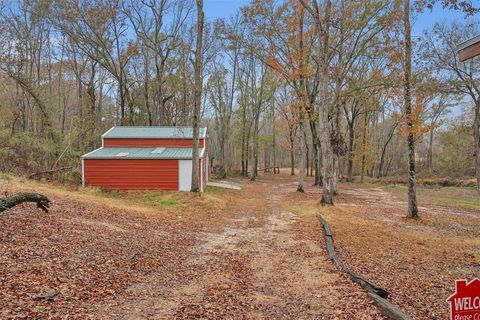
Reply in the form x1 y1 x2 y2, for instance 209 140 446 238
200 158 204 192
178 160 192 191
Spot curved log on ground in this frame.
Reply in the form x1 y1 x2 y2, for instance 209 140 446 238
0 192 51 213
317 214 412 320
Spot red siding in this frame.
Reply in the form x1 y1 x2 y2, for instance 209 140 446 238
84 159 178 191
104 138 204 148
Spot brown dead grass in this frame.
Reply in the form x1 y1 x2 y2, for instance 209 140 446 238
6 171 475 319
0 174 384 319
0 175 231 231
289 181 480 320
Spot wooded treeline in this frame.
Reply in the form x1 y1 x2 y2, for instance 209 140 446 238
0 1 479 208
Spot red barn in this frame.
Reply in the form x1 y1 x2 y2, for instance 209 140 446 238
81 126 208 191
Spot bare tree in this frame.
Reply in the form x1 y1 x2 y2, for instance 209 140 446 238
191 0 204 192
50 0 134 124
422 21 480 190
124 0 192 125
403 0 418 218
300 0 335 204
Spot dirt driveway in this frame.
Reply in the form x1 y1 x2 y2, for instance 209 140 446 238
97 176 382 319
0 175 383 319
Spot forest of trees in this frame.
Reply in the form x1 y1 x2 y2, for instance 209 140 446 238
0 0 479 210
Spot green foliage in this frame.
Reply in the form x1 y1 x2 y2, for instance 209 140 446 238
0 129 83 184
0 129 57 175
384 184 404 192
434 123 475 176
97 187 123 198
143 194 178 206
0 173 11 181
204 185 222 193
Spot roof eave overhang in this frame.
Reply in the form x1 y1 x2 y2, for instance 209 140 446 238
102 126 208 139
456 34 480 62
104 136 204 139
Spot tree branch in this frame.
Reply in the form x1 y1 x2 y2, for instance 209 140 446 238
0 193 51 213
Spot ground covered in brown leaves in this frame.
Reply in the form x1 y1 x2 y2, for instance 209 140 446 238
291 179 480 320
0 175 383 319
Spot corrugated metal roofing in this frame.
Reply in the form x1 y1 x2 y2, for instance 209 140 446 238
82 147 205 159
103 126 207 139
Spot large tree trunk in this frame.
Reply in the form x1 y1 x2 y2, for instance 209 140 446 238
347 120 355 182
251 115 259 181
404 0 418 218
241 107 247 176
0 193 51 213
218 132 227 178
309 120 322 186
316 0 334 204
290 128 295 176
361 112 367 183
296 10 307 192
272 105 277 170
305 130 310 177
333 155 339 194
191 0 204 192
297 115 306 192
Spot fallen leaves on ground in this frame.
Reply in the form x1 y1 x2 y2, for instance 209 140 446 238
0 176 384 319
294 182 480 320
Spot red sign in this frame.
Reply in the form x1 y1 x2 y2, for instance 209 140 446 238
447 278 480 320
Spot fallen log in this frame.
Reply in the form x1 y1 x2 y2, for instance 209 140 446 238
318 216 333 236
317 214 413 320
324 233 344 270
29 166 72 179
0 192 51 213
347 270 389 299
317 215 385 293
368 293 413 320
317 216 345 270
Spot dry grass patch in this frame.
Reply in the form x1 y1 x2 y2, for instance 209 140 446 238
293 184 480 320
0 175 231 230
282 181 480 320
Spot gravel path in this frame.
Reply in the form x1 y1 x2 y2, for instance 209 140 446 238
99 176 383 319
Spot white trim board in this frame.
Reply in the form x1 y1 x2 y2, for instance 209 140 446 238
81 158 85 188
101 126 115 147
81 147 103 158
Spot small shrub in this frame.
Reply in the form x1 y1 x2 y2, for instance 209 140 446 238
0 173 11 181
385 185 404 191
143 194 177 206
95 187 123 198
204 186 222 193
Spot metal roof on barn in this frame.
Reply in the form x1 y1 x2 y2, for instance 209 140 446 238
82 147 205 159
103 126 207 139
